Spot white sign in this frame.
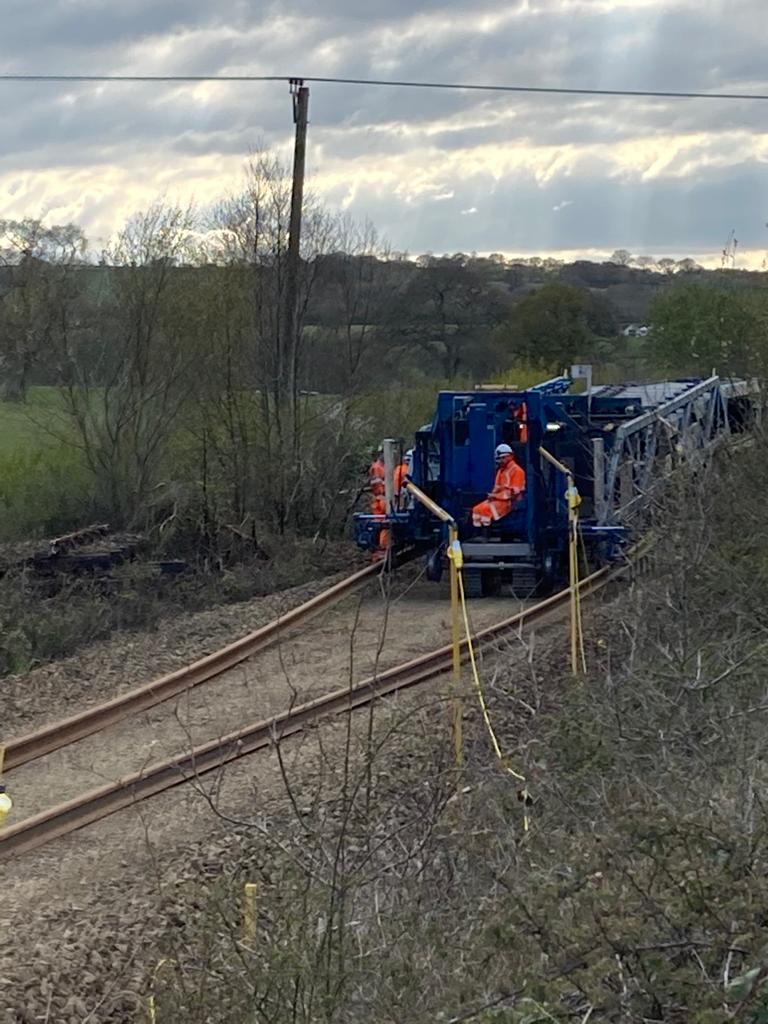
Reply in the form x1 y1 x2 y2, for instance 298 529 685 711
571 364 593 416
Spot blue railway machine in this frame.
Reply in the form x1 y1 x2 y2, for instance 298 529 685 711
354 371 755 596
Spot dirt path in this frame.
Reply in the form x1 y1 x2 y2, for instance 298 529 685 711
7 576 517 820
2 567 361 737
0 576 571 1024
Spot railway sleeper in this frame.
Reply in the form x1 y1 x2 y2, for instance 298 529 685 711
463 562 539 598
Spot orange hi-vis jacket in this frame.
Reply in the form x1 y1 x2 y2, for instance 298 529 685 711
368 458 385 501
472 457 526 526
369 466 389 560
491 459 525 505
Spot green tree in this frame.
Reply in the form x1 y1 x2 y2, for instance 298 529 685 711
648 283 767 376
497 282 616 368
387 254 505 379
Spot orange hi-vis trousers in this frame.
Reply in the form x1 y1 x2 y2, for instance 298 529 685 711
370 494 390 561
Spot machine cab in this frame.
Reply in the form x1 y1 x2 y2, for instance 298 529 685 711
407 387 540 594
354 371 756 597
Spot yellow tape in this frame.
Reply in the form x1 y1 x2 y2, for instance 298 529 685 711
448 537 464 570
457 569 529 831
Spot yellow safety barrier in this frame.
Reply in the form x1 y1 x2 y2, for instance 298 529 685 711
539 447 586 675
447 525 464 769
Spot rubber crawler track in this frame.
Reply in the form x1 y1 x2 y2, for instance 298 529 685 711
0 561 621 860
3 562 385 773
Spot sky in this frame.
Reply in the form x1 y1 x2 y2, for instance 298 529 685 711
1 0 767 266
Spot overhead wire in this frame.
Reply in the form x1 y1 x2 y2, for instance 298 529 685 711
0 73 767 103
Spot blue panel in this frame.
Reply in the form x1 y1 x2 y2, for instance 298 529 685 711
446 395 470 497
468 403 494 493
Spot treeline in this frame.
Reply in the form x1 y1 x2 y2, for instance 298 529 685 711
2 220 750 401
1 156 767 547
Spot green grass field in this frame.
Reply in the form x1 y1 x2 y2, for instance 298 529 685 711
0 387 68 455
0 388 91 541
0 361 646 545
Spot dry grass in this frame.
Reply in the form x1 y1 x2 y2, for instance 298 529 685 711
146 440 768 1024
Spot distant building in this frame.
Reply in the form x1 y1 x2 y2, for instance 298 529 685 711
622 323 651 338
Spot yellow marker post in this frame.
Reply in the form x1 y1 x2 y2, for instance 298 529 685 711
405 480 464 768
539 447 583 675
242 882 258 945
447 525 464 769
147 958 176 1024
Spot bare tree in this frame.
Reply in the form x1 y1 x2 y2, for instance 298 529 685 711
197 158 389 537
609 248 633 266
54 203 201 525
206 154 331 529
0 218 87 400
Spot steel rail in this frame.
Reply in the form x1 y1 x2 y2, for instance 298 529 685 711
3 562 385 772
0 561 622 860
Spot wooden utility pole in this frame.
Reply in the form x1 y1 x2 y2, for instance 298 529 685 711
284 78 309 435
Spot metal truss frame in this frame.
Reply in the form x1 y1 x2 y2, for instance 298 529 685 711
598 376 731 525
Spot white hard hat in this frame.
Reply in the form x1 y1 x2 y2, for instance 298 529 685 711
405 448 414 462
495 443 513 458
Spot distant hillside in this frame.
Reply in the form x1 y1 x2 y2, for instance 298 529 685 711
2 251 767 398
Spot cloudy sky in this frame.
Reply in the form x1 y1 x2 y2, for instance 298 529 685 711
1 0 767 265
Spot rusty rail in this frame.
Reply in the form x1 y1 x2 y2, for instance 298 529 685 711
48 523 111 555
3 562 383 772
0 561 621 860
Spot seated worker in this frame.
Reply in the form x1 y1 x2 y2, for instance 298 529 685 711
472 443 526 528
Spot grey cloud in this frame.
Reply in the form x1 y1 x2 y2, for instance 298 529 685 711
0 0 220 60
340 158 768 255
257 0 529 29
1 0 767 257
3 2 763 142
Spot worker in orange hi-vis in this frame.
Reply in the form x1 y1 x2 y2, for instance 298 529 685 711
472 444 526 528
372 449 413 562
393 449 413 510
368 449 385 506
371 491 389 561
367 448 388 561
